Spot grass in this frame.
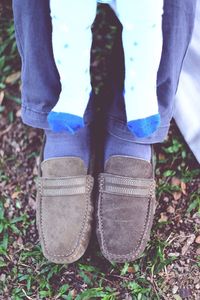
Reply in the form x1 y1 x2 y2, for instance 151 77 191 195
0 2 200 300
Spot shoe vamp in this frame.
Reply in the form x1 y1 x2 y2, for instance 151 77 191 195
101 193 150 256
41 194 89 256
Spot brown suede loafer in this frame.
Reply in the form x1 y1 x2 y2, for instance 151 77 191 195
96 155 156 263
36 157 94 264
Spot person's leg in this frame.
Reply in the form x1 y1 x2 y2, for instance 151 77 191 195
104 0 197 163
48 0 97 133
12 0 61 129
96 1 197 264
101 2 153 162
13 0 96 264
117 0 163 138
45 0 97 166
12 0 97 168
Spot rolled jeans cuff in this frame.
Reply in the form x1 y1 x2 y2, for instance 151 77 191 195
105 116 170 144
21 106 50 129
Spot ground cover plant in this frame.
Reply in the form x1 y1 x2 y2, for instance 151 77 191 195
0 1 200 299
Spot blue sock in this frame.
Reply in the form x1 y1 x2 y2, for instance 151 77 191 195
43 127 90 168
47 112 84 134
127 114 161 138
104 130 151 163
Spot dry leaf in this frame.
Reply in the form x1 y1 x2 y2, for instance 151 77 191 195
181 181 187 195
173 295 182 300
171 177 181 186
0 91 4 105
195 283 200 290
16 236 23 246
11 191 20 199
33 165 38 176
158 212 168 222
173 191 182 201
195 236 200 244
127 267 135 273
158 153 166 160
167 205 175 214
70 289 77 297
5 71 21 84
196 248 200 255
172 286 179 294
181 234 196 255
4 201 10 208
16 109 21 118
168 252 180 257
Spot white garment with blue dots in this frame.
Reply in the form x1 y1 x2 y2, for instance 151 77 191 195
49 0 163 137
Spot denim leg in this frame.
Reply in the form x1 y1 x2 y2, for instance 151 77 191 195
106 0 197 144
13 0 97 130
12 0 61 129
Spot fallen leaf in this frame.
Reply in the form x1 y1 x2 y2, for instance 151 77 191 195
11 191 20 200
4 201 10 208
163 196 169 202
181 181 187 195
171 177 181 186
33 165 38 176
5 71 21 84
167 205 175 214
172 286 179 294
195 236 200 244
196 248 200 255
174 295 182 300
195 283 200 290
17 236 23 246
0 91 4 105
173 191 182 201
16 109 21 118
158 212 168 222
0 274 6 282
158 153 166 160
181 234 196 255
127 267 135 273
177 233 187 243
70 289 77 297
168 252 180 257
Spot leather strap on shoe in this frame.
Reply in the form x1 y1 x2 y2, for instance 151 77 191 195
99 173 155 197
37 175 94 196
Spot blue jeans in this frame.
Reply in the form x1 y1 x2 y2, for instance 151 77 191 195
12 0 197 144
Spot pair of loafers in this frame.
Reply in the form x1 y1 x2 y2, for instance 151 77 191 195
36 153 156 264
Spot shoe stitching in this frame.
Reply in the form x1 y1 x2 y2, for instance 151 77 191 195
99 173 154 197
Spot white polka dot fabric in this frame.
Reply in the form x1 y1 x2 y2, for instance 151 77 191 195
116 0 163 123
49 0 163 137
50 0 96 116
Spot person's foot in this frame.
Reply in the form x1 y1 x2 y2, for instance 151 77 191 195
43 127 90 168
96 154 156 263
96 128 156 263
36 126 94 264
36 156 94 264
104 130 151 163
